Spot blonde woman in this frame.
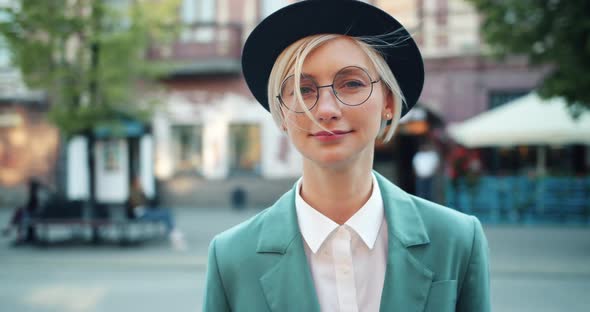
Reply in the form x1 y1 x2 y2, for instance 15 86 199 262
203 1 490 311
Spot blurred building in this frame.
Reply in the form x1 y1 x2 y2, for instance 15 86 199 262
148 0 554 207
149 0 302 208
376 0 548 122
0 0 560 209
376 0 589 221
0 91 56 187
370 0 552 199
0 50 59 207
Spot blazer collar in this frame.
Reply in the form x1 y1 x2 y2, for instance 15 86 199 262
374 170 434 311
257 188 321 312
257 170 430 252
257 170 433 312
375 170 430 247
256 188 300 254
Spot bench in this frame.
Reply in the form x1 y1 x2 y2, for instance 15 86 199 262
22 197 168 245
27 217 168 245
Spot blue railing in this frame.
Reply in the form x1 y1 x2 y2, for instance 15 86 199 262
445 175 590 224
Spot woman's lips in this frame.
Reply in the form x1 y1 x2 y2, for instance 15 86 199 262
312 130 352 136
311 130 353 142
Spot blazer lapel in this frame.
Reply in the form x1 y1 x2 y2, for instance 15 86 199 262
257 186 320 312
374 171 434 312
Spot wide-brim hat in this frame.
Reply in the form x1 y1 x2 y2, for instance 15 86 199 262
241 0 424 120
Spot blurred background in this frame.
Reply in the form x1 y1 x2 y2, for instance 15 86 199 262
0 0 588 311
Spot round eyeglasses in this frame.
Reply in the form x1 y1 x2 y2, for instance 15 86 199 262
277 66 381 113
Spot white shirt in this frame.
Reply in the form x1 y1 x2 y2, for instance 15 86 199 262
412 150 440 178
295 173 388 312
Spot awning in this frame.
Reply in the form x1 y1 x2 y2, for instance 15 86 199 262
447 93 590 147
93 120 146 139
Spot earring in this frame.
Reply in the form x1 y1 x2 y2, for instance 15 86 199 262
385 113 391 120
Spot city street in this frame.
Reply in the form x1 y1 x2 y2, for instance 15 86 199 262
1 207 589 312
1 1 588 312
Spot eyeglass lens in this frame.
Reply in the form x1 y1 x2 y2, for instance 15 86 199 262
280 66 374 113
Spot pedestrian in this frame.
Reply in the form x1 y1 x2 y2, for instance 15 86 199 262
127 177 186 250
412 142 440 201
2 179 41 243
203 1 490 311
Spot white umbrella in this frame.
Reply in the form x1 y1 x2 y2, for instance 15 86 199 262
447 93 590 147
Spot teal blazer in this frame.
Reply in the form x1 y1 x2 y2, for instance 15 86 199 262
203 171 491 312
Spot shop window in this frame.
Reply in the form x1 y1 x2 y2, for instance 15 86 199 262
228 124 261 175
103 140 121 172
171 125 203 174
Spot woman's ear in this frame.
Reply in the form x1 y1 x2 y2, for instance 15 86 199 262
383 91 394 119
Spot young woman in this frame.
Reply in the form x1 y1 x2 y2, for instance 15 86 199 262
203 1 490 311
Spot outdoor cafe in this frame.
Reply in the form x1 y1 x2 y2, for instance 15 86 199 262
446 93 590 223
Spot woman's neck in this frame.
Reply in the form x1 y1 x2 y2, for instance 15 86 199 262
300 157 374 225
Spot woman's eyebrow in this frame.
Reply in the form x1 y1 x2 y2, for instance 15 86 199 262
299 65 371 78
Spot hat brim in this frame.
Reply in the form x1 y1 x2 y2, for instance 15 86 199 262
241 0 424 120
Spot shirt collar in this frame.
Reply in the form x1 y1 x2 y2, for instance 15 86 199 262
295 172 384 253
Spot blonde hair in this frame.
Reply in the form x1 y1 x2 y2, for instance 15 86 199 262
267 34 406 143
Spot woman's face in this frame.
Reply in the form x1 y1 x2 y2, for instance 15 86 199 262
281 36 393 169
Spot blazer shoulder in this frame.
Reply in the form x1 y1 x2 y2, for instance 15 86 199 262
212 208 269 255
409 194 480 246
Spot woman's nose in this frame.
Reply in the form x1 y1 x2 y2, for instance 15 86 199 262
315 87 342 121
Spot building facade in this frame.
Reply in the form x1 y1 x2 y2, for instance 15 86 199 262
0 0 551 208
149 0 303 207
147 0 550 207
375 0 548 121
0 41 59 206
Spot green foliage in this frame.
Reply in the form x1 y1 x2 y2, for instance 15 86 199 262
0 0 181 136
467 0 590 115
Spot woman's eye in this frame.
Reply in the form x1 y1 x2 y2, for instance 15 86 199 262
341 80 365 89
300 87 316 95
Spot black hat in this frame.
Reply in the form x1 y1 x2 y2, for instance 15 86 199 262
241 0 424 119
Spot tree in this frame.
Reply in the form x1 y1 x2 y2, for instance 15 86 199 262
0 0 180 214
0 0 181 135
468 0 590 116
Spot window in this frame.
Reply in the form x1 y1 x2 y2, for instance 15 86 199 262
181 0 215 42
181 0 215 23
171 125 203 173
228 124 261 175
103 140 121 172
261 0 289 18
488 90 528 110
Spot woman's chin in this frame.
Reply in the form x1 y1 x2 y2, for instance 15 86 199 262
306 152 357 169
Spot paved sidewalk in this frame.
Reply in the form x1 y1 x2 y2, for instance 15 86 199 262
1 207 589 311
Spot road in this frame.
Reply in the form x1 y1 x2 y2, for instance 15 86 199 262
1 207 589 311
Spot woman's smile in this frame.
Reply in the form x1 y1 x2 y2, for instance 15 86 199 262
311 130 354 142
